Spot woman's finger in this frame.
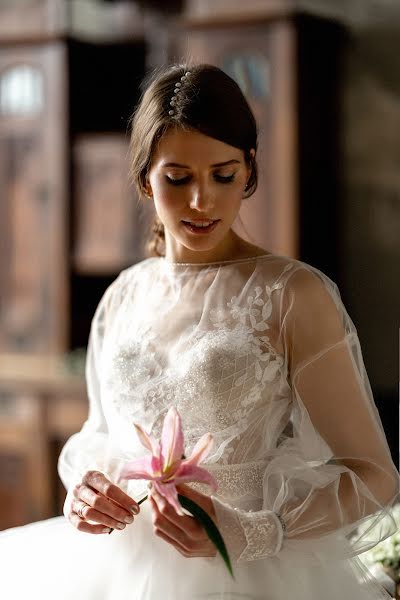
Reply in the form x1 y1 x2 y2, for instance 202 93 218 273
175 484 216 520
71 499 129 531
150 490 198 533
149 495 189 543
68 510 113 535
152 527 191 557
149 493 208 550
150 496 216 557
74 484 134 527
82 471 140 516
149 494 217 557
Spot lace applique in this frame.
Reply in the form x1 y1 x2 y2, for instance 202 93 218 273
206 282 285 450
237 510 283 561
189 460 267 500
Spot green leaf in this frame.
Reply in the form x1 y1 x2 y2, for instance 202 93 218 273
177 493 235 579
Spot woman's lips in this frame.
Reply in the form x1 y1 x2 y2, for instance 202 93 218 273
181 220 220 234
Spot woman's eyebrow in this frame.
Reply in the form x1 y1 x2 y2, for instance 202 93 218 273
161 159 241 168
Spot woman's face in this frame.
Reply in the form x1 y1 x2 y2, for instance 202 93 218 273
145 127 254 263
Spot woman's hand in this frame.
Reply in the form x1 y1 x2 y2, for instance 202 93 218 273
149 483 218 558
64 470 140 535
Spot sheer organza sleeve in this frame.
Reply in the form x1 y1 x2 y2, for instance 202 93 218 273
211 264 399 564
57 271 128 496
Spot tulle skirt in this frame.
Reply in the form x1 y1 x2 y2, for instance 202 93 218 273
0 498 392 600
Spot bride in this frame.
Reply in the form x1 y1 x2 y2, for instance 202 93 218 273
0 62 398 600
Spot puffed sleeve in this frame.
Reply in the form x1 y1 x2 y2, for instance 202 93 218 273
211 264 399 564
57 270 128 496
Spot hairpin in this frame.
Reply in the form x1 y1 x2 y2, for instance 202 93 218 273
168 70 191 116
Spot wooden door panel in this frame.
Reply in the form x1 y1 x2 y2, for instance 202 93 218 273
72 134 151 273
177 21 298 256
0 43 68 352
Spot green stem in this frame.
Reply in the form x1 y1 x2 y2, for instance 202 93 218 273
108 494 148 534
177 493 234 579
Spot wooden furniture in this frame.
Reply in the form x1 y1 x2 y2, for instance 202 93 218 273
0 353 87 527
176 0 347 279
73 134 153 275
0 42 68 353
0 0 147 528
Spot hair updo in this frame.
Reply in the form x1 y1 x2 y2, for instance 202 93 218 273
128 62 259 257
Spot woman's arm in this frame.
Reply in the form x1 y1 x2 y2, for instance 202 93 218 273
57 271 127 493
211 265 399 563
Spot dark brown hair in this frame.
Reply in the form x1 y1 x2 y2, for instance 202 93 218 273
128 62 259 257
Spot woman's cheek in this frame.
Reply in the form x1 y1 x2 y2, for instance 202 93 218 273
153 190 180 218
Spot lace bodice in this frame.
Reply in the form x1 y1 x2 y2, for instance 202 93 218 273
103 257 291 464
58 254 399 564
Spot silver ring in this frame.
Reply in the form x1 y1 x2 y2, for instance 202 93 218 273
76 501 89 520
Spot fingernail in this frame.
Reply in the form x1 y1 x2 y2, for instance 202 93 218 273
131 505 140 515
103 527 112 533
124 515 133 524
117 522 126 529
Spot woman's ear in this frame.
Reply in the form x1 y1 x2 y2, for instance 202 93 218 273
143 177 153 198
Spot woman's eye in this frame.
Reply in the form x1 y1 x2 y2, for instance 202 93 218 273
165 174 236 186
214 174 235 183
165 176 190 186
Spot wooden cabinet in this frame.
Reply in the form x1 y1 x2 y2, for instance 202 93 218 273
73 134 153 275
0 1 146 528
177 1 347 278
179 19 298 259
0 43 68 353
0 354 87 527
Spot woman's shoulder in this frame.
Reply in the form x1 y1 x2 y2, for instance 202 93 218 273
270 258 348 335
280 258 340 299
250 247 336 289
251 251 342 309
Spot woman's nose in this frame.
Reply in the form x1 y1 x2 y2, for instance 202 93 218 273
188 186 215 212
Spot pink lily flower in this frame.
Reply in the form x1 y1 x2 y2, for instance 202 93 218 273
117 406 218 516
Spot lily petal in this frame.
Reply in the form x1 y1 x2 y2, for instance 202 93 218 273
160 407 184 471
153 480 185 516
160 459 182 481
134 423 160 458
173 463 218 492
117 455 158 482
185 433 214 466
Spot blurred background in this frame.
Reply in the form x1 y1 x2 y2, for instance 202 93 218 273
0 0 399 532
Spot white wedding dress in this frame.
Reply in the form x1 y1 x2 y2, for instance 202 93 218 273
0 253 398 599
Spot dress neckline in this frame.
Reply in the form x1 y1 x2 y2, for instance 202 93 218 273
160 253 274 268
